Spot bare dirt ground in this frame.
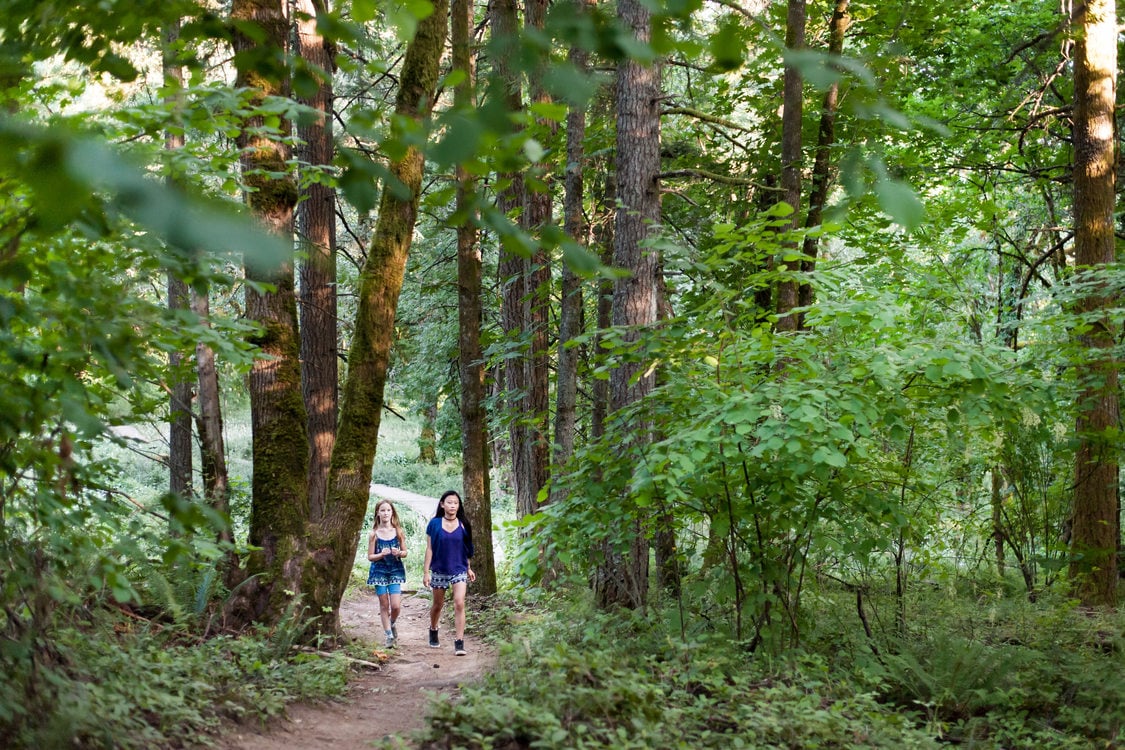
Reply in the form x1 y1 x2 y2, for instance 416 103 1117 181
218 588 494 750
218 484 496 750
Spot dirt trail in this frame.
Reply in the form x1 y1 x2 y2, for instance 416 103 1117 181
218 486 496 750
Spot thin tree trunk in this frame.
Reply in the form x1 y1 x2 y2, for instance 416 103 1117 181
523 0 552 517
992 467 1005 575
164 19 193 505
192 287 231 543
774 0 806 331
418 400 438 464
551 0 591 501
797 0 848 321
312 2 449 633
596 0 660 611
591 167 615 442
1068 0 1118 608
453 0 496 596
296 0 338 522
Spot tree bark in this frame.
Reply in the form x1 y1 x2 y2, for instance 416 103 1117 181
225 0 310 627
192 287 231 543
312 1 449 633
797 0 849 320
523 0 552 518
1068 0 1118 608
164 19 193 506
551 0 591 503
774 0 806 331
596 0 660 611
491 0 535 520
296 0 338 522
453 0 496 595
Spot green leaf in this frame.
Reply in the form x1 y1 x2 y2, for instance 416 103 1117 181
874 176 924 230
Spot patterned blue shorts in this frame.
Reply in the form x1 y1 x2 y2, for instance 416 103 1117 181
429 571 468 590
367 564 405 588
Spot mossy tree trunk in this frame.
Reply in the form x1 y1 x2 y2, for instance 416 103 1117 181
225 0 309 627
308 1 449 633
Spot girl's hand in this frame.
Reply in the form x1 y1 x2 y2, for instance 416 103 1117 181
467 568 477 583
423 571 431 588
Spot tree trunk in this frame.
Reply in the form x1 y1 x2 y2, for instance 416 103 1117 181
225 0 310 627
310 2 449 633
1068 0 1118 608
596 0 660 611
192 287 231 543
774 0 806 331
296 0 338 522
164 19 193 505
551 0 590 502
453 0 496 595
418 400 438 464
523 0 552 518
491 0 536 520
797 0 848 320
591 166 615 442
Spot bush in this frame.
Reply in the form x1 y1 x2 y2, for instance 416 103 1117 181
417 600 941 750
0 612 349 749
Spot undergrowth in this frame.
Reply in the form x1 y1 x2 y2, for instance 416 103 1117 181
0 606 349 749
418 598 939 750
418 588 1125 750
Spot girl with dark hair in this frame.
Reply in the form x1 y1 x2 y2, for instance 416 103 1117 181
423 490 475 655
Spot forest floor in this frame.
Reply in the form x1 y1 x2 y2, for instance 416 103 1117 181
216 486 497 750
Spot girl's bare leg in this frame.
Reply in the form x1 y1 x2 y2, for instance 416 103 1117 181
429 587 446 630
451 581 468 640
378 592 392 632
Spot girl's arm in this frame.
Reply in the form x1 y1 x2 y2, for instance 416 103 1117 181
366 530 377 562
397 529 408 557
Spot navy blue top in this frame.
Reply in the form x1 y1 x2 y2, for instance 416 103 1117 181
426 517 474 576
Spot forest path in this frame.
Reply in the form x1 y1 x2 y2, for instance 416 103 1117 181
217 487 496 750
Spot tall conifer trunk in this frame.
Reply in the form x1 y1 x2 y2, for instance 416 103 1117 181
296 0 338 521
1068 0 1118 608
551 0 591 501
596 0 660 610
453 0 496 595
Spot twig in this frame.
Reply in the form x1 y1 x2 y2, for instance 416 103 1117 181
294 645 385 669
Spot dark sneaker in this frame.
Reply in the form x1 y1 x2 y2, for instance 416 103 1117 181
429 629 440 648
391 621 398 640
454 639 466 656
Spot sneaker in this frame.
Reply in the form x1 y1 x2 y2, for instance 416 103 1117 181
391 621 398 640
385 633 395 649
454 639 466 656
428 629 440 648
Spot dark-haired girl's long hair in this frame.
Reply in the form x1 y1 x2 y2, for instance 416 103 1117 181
435 490 474 551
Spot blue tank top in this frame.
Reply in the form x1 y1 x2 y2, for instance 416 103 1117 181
370 534 406 579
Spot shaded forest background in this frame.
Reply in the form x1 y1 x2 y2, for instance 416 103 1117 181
2 0 1125 747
